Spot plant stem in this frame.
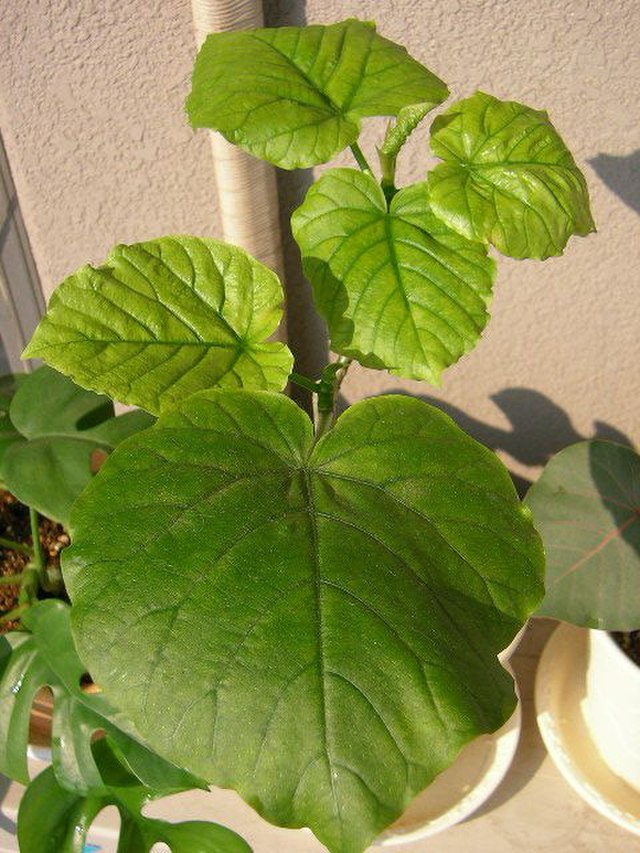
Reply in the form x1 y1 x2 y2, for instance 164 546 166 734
0 603 29 625
350 143 374 176
289 371 320 394
0 573 24 585
0 536 33 555
29 507 47 588
314 356 352 440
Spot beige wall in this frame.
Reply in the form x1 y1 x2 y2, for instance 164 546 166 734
1 0 638 486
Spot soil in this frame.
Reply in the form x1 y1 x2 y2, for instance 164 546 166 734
611 631 640 668
0 489 69 633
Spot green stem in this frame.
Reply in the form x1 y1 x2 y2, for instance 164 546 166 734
350 143 374 176
0 573 24 585
289 371 320 394
314 356 352 440
0 603 29 625
0 536 33 556
29 507 47 588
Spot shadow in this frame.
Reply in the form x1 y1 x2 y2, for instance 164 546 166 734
0 194 17 255
357 388 632 496
590 150 640 215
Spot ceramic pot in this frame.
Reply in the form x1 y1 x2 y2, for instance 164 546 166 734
581 629 640 792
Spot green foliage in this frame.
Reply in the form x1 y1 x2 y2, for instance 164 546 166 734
187 19 448 169
0 374 26 482
0 600 205 793
428 91 595 259
24 237 293 415
0 366 152 526
18 738 251 853
292 169 496 383
63 389 543 852
526 441 640 630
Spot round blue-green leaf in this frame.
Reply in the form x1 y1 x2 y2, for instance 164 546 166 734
64 389 543 852
526 440 640 630
23 237 293 415
292 169 496 384
428 91 595 259
187 19 448 169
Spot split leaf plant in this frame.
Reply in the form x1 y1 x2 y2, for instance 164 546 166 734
18 18 594 853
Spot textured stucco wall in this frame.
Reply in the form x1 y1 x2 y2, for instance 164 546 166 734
1 0 639 485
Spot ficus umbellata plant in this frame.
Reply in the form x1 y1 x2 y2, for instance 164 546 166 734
4 18 595 853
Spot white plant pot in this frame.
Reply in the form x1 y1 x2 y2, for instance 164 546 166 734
581 629 640 792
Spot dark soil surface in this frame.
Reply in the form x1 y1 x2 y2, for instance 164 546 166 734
0 489 68 633
611 630 640 667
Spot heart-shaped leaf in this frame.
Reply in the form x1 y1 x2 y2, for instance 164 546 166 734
187 19 448 169
292 169 496 384
18 738 251 853
0 599 205 795
64 389 543 853
23 237 293 415
0 366 153 526
526 440 640 630
428 91 595 259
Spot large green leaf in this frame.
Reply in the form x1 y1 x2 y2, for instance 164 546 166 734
428 91 595 259
0 599 205 795
0 366 153 526
18 738 251 853
64 389 543 853
187 19 448 169
23 237 293 415
526 440 640 630
292 169 496 384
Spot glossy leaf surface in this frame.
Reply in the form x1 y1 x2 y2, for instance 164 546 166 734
0 600 204 794
65 389 543 852
0 366 152 526
24 237 293 415
428 91 595 259
18 738 251 853
292 169 496 384
526 440 640 630
187 19 448 169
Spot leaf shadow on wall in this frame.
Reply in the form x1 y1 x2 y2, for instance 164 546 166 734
339 387 633 497
589 150 640 215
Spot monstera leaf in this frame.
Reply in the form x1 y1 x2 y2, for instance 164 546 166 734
23 237 293 415
428 91 595 259
0 599 205 795
64 389 543 853
526 440 640 630
0 366 153 527
18 738 251 853
292 169 496 384
187 19 448 169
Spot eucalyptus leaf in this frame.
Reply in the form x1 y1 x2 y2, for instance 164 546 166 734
526 440 640 630
0 366 153 527
292 169 496 384
0 599 205 794
65 389 543 853
187 19 448 169
428 91 595 259
18 738 251 853
23 237 293 415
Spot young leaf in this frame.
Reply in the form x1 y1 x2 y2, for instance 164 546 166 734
0 366 153 527
187 19 448 169
526 441 640 630
0 599 205 794
292 169 496 384
64 389 543 853
23 237 293 414
18 738 251 853
428 91 595 259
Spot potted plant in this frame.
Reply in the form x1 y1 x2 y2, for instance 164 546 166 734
4 18 594 852
526 440 640 832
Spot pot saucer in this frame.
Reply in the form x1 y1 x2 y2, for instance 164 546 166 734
375 697 521 845
535 622 640 836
